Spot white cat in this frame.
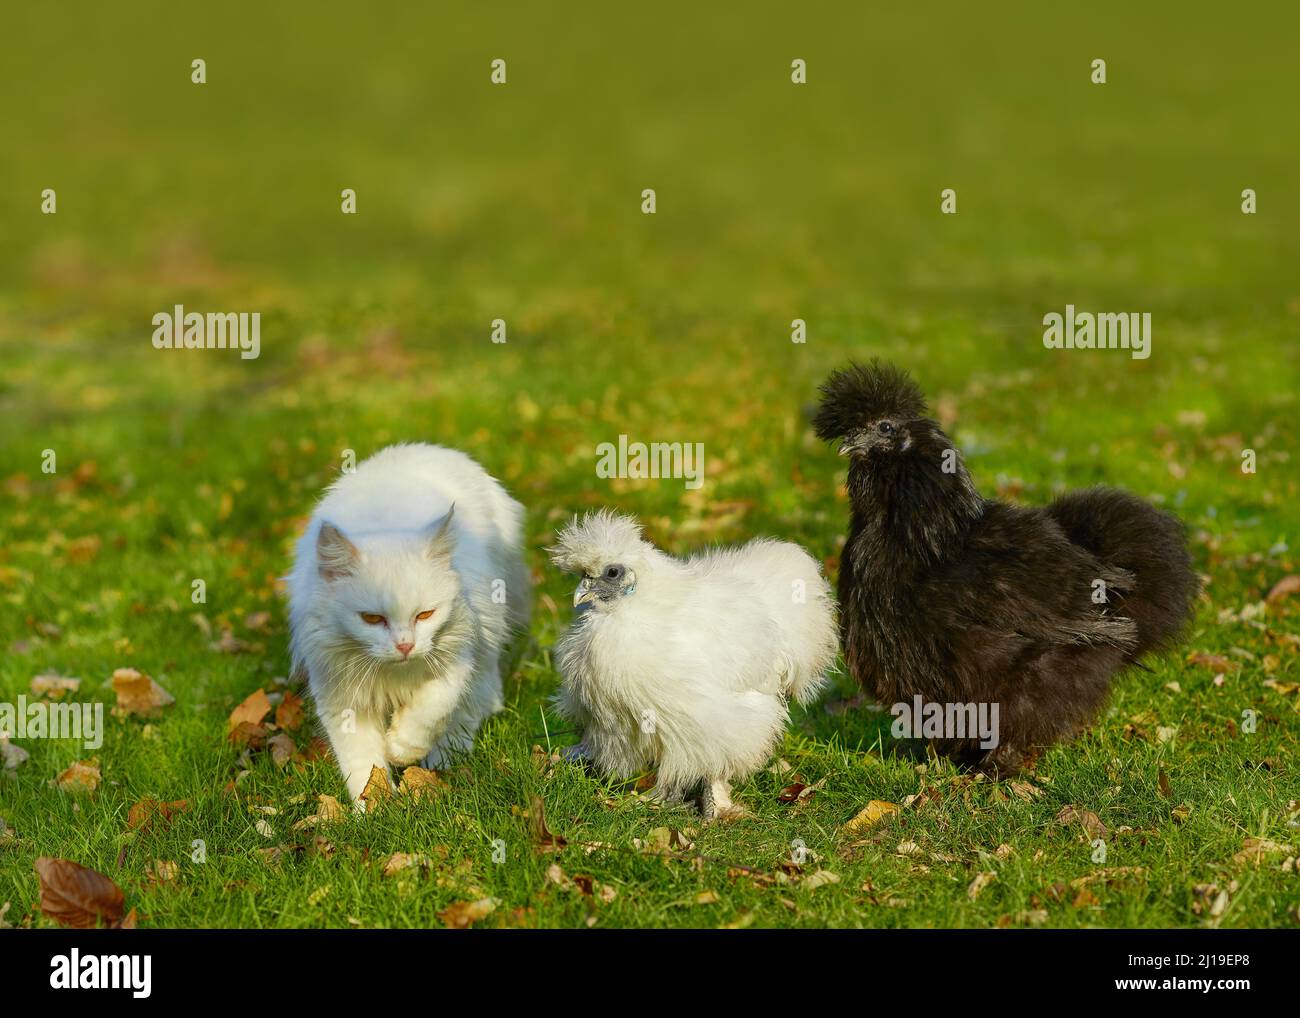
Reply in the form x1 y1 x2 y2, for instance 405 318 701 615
287 443 529 804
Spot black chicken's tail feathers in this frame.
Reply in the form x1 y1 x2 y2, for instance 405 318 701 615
1048 486 1198 663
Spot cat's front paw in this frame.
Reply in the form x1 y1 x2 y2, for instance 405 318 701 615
385 728 432 767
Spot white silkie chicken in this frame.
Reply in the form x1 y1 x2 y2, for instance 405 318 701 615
549 510 838 818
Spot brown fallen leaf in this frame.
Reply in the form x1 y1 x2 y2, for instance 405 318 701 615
112 668 175 717
528 796 567 852
1070 866 1147 889
0 735 29 771
55 757 101 794
292 794 347 831
360 766 392 811
227 689 272 733
635 827 696 854
398 766 447 801
1266 575 1300 603
801 870 841 890
1157 769 1172 799
210 629 253 654
1007 780 1043 801
1055 805 1109 841
1232 837 1294 867
841 799 900 836
1186 652 1240 673
274 691 304 731
268 733 298 767
1072 887 1100 908
34 857 127 928
544 862 572 889
228 721 269 749
145 859 180 885
438 897 498 929
30 673 81 699
127 798 190 833
382 852 433 877
968 871 997 900
244 611 273 632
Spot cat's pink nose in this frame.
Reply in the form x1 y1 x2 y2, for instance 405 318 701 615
395 641 414 658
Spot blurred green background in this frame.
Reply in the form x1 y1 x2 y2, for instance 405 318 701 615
1 2 1297 928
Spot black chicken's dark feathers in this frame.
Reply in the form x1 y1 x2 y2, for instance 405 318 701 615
818 361 1198 777
813 359 928 440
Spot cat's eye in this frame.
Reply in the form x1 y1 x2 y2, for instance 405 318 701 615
415 609 436 621
359 612 387 626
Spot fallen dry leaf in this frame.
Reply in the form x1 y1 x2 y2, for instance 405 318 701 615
274 691 304 731
382 852 433 877
127 798 190 833
528 796 567 852
267 733 298 767
438 897 498 929
210 629 253 655
145 859 179 884
1232 837 1294 867
292 794 346 831
30 673 81 699
227 688 271 733
228 721 269 749
801 869 840 890
1186 652 1240 673
1072 887 1100 908
1055 805 1109 841
0 735 29 771
34 857 126 928
398 766 447 801
841 799 900 836
244 611 273 632
360 766 392 811
1007 780 1044 801
112 668 175 717
1266 575 1300 603
968 871 997 900
55 757 101 794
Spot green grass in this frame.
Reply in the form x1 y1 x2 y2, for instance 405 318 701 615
1 1 1298 928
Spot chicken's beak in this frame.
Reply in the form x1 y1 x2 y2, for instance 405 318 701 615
573 577 597 607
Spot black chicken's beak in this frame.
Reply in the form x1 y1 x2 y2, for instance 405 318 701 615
839 433 871 457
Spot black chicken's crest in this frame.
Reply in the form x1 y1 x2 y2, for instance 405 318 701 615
813 360 928 440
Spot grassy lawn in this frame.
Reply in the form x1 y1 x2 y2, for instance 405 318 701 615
1 2 1298 928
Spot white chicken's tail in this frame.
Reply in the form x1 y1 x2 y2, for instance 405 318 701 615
726 538 840 707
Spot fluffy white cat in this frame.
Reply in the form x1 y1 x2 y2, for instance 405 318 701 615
288 443 529 804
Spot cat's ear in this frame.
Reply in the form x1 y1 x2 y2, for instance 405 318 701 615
317 521 359 581
425 504 456 561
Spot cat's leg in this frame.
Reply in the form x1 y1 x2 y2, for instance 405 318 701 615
423 654 501 768
384 655 473 767
315 695 389 806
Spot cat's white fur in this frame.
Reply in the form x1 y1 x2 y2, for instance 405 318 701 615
288 443 528 803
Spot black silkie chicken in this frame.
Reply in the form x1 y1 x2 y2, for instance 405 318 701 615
813 361 1198 776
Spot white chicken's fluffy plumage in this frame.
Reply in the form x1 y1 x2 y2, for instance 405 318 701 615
549 510 838 816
